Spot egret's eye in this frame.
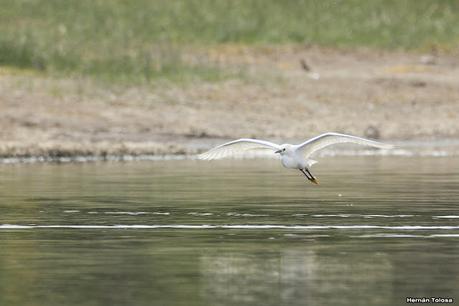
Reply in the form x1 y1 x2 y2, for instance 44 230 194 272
283 148 286 151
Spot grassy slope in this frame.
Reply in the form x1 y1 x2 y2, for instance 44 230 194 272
1 0 459 82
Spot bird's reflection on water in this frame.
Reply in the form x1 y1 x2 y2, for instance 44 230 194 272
200 248 394 306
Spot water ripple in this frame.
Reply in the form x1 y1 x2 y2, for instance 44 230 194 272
433 215 459 219
311 214 415 218
1 224 459 230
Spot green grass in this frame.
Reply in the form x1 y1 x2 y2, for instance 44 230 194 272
1 0 459 82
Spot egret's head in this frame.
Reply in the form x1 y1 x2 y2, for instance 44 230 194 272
274 144 293 155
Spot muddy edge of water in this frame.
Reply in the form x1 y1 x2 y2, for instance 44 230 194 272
0 139 459 164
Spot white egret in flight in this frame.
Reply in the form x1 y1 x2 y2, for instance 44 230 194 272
199 132 393 184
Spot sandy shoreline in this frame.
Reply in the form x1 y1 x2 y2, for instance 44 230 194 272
1 139 459 164
1 46 458 161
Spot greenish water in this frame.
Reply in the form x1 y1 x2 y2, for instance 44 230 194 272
0 157 458 306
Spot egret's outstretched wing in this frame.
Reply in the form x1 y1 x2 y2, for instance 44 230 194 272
296 132 393 158
199 139 280 160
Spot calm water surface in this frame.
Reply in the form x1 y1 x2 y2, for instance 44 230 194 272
0 157 458 306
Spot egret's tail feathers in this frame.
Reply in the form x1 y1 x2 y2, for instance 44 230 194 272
307 160 318 168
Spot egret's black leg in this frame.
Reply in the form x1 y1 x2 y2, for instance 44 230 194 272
300 169 311 180
304 168 319 185
305 168 314 179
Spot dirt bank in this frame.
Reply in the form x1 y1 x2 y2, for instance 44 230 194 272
1 46 458 159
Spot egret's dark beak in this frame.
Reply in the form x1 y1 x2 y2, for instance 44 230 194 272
274 150 282 154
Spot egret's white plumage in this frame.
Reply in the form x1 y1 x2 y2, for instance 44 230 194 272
296 133 392 159
198 138 280 160
199 132 393 184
